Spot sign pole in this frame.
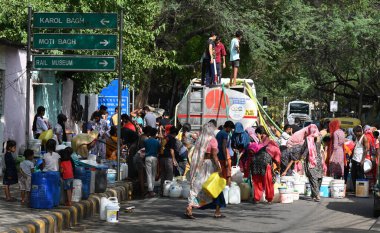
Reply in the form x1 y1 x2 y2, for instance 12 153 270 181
116 10 123 181
26 6 32 148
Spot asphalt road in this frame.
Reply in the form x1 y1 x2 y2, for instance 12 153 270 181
64 195 377 233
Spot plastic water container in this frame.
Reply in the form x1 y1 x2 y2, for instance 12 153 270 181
281 176 295 192
356 179 369 197
95 167 108 193
223 186 230 204
364 159 372 173
280 193 293 203
90 168 96 193
294 181 305 194
273 183 281 203
293 192 300 201
163 180 173 197
305 183 311 196
44 171 61 207
30 172 54 209
74 167 91 199
181 182 190 199
106 197 120 223
169 182 183 198
107 169 117 184
72 179 82 202
228 182 241 204
100 197 110 220
120 163 128 180
231 166 244 184
239 183 250 201
331 179 345 198
320 185 330 197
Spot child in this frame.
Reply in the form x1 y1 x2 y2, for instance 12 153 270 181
59 148 75 206
43 139 60 172
3 140 18 201
19 149 34 204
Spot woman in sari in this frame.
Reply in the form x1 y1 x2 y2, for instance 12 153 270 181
250 126 281 204
282 124 323 201
185 123 225 219
328 119 345 178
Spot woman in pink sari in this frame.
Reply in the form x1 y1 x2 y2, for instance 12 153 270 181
282 124 323 201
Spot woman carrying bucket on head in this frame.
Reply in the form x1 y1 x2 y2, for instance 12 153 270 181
282 124 323 202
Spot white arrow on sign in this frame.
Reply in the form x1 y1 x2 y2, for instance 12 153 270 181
99 60 108 67
100 40 110 46
100 19 110 25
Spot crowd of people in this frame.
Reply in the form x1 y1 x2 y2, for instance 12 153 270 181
3 102 380 216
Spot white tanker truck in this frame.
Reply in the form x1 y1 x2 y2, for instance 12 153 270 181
175 78 258 131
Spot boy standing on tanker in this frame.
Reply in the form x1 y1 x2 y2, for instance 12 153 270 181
229 30 243 86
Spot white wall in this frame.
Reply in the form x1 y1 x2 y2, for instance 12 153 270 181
0 45 31 151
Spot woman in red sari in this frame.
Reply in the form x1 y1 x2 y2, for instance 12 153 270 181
328 119 345 179
250 126 281 204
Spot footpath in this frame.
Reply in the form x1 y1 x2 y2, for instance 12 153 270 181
0 181 133 233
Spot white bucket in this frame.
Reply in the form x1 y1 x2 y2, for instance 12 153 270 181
278 187 291 194
331 179 345 198
280 193 293 203
294 182 305 194
322 176 334 185
223 186 230 204
106 197 120 223
163 180 172 197
293 192 300 201
356 179 369 197
281 176 295 192
72 179 82 202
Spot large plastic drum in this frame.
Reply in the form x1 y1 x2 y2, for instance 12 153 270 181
30 172 54 209
95 167 108 193
74 167 91 199
46 171 61 206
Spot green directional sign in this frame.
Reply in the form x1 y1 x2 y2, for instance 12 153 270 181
33 55 116 71
33 12 117 29
33 34 117 50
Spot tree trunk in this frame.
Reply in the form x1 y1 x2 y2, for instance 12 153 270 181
135 71 152 108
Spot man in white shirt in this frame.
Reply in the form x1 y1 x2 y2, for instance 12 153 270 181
229 30 243 86
351 126 369 191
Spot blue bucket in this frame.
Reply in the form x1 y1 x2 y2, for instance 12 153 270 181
107 169 116 184
320 185 330 197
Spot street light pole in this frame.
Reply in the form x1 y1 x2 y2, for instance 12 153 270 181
116 10 123 181
25 6 32 147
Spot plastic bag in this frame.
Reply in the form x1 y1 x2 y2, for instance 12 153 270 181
38 129 54 144
202 172 226 198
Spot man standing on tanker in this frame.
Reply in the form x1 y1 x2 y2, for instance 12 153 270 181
229 30 243 86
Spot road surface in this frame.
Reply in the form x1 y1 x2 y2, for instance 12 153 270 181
64 195 377 233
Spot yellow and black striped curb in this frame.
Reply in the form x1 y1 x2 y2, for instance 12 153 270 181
1 182 133 233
